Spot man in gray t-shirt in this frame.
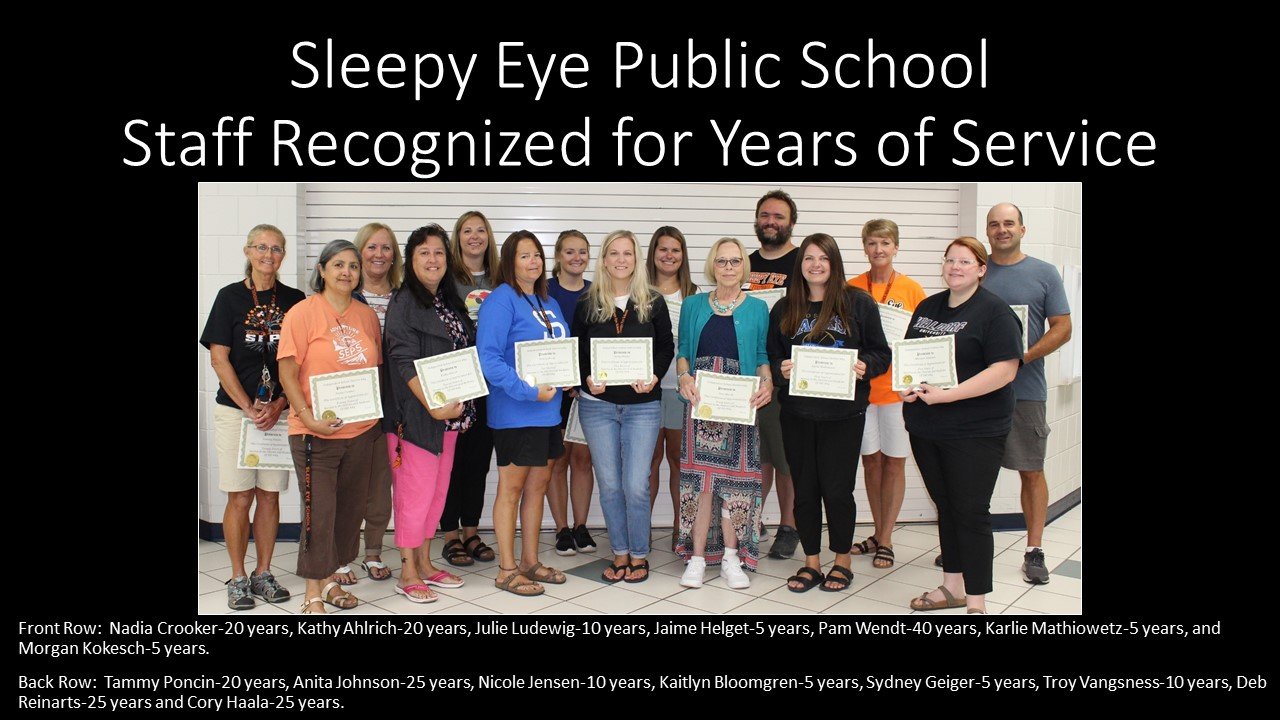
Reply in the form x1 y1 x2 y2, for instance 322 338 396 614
982 202 1072 585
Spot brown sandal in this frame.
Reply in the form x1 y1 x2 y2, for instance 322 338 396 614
463 535 496 562
494 568 544 596
442 538 475 567
522 561 566 584
909 585 966 611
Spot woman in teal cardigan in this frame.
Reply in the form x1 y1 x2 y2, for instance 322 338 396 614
672 237 774 590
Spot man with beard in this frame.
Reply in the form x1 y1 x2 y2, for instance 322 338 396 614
748 189 800 559
981 202 1072 585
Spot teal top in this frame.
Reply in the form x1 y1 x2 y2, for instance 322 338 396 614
677 292 770 388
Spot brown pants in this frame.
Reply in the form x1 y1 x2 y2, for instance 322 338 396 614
290 425 379 580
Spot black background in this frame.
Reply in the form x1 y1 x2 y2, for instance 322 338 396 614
13 14 1261 708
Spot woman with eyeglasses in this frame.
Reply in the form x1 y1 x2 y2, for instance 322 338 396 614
439 211 500 568
546 230 597 557
381 225 473 603
573 230 674 584
769 233 890 593
901 237 1022 615
646 226 699 546
346 222 403 584
277 239 384 614
200 225 306 610
476 231 569 596
845 219 926 571
674 237 773 589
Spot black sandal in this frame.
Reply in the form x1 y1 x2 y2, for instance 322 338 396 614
850 536 879 555
872 545 896 569
602 562 628 583
624 560 650 584
442 538 475 567
787 567 825 593
462 535 496 562
820 565 854 592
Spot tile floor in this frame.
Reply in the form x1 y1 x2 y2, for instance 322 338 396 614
197 504 1082 616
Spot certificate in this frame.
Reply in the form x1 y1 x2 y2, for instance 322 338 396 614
414 346 489 409
748 288 785 311
692 371 760 426
1010 304 1030 354
590 337 653 386
309 367 383 422
236 418 293 470
789 346 860 401
514 337 580 387
891 335 959 391
878 303 913 342
564 397 587 445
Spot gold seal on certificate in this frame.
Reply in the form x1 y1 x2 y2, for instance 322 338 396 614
590 337 654 386
692 371 760 426
236 418 294 470
309 367 384 423
564 398 587 445
514 337 580 387
1010 304 1030 354
789 346 859 401
891 335 959 391
747 288 785 311
415 346 489 409
877 303 913 342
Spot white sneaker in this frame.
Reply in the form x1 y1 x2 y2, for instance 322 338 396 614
680 557 706 588
721 549 751 589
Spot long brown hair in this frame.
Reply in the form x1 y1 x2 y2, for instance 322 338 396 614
449 210 500 286
646 226 698 297
780 233 865 341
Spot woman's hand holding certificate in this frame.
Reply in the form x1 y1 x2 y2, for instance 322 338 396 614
415 347 488 409
692 371 760 426
309 367 384 423
891 335 959 392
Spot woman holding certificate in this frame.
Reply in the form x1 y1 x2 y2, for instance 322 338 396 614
769 233 890 592
439 210 499 568
674 237 773 589
572 230 674 584
381 225 475 603
200 224 305 610
646 226 699 534
901 237 1022 614
351 222 402 584
846 219 927 570
546 230 597 557
476 231 569 597
277 239 384 614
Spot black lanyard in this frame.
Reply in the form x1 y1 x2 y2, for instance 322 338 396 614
521 292 555 336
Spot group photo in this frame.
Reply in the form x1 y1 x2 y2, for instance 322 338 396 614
196 182 1082 616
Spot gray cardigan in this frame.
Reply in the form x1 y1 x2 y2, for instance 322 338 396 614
382 288 475 454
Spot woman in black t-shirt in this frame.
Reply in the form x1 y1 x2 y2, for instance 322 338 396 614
199 224 305 610
901 237 1022 615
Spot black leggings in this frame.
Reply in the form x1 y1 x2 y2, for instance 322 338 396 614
782 411 866 557
910 433 1007 596
440 396 494 531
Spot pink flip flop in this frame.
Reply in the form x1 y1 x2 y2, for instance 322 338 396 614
423 570 465 589
394 583 438 604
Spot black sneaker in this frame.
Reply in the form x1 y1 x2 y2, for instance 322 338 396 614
249 570 291 603
767 525 799 559
1022 548 1050 585
554 527 577 556
572 524 597 553
226 576 255 610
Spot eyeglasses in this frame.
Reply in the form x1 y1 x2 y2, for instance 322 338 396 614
943 257 977 267
714 257 743 268
250 244 286 255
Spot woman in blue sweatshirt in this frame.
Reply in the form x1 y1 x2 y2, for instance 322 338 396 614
476 231 570 597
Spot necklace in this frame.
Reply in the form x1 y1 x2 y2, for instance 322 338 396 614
709 288 742 314
865 271 896 304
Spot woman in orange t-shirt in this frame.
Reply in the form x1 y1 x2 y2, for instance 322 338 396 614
846 219 926 569
277 239 384 614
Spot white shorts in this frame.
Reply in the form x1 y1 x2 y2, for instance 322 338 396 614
214 403 290 493
860 402 909 459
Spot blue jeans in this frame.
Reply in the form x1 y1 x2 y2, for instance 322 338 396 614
577 397 662 558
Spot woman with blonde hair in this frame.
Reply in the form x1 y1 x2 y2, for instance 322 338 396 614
674 237 773 589
572 230 674 583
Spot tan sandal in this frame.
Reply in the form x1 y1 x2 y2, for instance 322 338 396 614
909 585 966 611
522 561 566 585
300 597 325 614
494 567 544 596
321 581 359 610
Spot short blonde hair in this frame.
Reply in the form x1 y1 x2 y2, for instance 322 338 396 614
703 237 751 284
354 222 403 289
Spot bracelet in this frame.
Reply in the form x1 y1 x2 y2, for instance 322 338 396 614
678 370 692 380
